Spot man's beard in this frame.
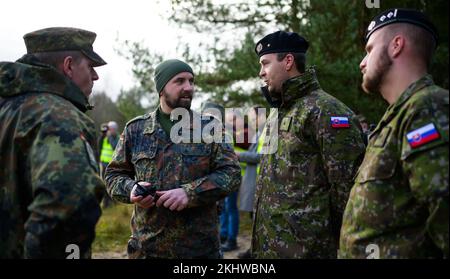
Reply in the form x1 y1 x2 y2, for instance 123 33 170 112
362 46 392 95
163 90 193 110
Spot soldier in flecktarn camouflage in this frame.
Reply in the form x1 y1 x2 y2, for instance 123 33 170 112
105 59 241 259
251 31 366 259
0 27 107 258
340 9 449 259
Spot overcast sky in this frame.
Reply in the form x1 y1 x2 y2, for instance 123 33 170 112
0 0 209 102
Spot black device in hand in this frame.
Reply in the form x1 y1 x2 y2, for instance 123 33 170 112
134 181 158 201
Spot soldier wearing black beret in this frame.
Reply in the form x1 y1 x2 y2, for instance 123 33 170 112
251 31 366 259
340 9 449 259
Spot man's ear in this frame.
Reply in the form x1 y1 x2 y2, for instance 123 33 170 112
62 56 74 78
390 35 405 59
285 54 295 71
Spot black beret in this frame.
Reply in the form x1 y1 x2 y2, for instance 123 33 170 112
255 31 309 57
365 8 438 43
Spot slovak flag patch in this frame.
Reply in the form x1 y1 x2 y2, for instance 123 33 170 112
331 116 350 128
406 123 440 148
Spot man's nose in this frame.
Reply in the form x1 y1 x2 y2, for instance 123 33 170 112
92 68 99 81
360 55 368 72
259 67 265 78
183 81 194 92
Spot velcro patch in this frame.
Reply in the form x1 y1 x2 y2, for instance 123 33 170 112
406 123 440 148
331 116 350 128
80 133 99 172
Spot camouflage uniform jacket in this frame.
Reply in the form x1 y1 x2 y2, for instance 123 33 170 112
105 109 241 259
252 67 366 258
340 75 449 259
0 54 104 258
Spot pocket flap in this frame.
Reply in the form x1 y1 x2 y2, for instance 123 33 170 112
355 148 397 183
180 144 212 156
132 148 156 163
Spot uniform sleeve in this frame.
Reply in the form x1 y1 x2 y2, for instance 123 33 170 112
96 136 103 161
182 140 242 208
110 136 119 150
104 128 136 204
401 105 449 257
24 114 104 258
238 149 261 165
314 111 366 239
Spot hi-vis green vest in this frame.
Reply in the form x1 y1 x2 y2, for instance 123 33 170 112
234 145 247 177
256 132 265 175
256 108 277 174
100 137 114 164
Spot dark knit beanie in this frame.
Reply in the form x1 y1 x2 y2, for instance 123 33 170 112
154 59 194 93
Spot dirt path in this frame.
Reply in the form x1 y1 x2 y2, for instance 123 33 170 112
92 251 127 259
92 234 251 259
223 234 251 259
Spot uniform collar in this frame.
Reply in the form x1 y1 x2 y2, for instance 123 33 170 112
388 74 434 113
261 66 321 109
143 110 159 135
0 54 93 112
143 107 198 137
370 75 434 137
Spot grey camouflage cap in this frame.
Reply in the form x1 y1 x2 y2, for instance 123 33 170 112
23 27 107 67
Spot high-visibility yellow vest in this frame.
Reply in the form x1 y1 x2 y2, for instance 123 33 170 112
100 137 114 164
256 108 277 174
256 131 265 175
234 145 247 177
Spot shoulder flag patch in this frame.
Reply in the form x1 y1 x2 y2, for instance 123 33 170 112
331 116 350 128
406 123 440 148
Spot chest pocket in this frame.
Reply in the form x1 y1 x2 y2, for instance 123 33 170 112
180 144 212 181
179 143 212 156
355 127 398 183
131 142 157 181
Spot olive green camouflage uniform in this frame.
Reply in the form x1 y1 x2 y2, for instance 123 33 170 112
340 75 449 259
105 109 241 259
0 54 104 258
251 67 366 258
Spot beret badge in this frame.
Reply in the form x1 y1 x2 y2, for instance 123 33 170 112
256 43 263 54
368 21 376 32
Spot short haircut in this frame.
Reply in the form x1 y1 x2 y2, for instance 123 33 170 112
383 23 437 69
32 50 84 69
276 52 306 73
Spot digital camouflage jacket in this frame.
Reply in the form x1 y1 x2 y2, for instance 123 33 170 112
252 67 366 258
340 75 449 259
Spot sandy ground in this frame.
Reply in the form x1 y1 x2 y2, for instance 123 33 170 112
92 234 251 259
